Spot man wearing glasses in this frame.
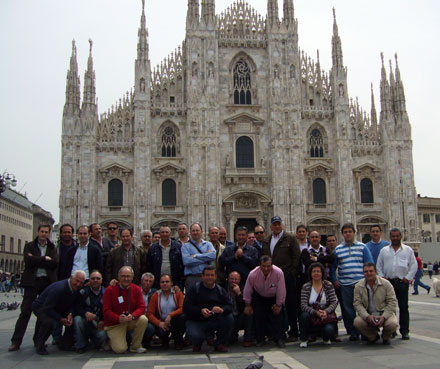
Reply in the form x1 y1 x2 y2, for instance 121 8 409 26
106 223 120 248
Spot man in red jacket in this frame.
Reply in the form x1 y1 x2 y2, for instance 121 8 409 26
103 266 148 353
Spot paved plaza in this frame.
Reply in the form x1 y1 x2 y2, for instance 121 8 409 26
1 279 439 369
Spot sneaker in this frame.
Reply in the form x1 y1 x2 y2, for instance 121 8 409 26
129 347 147 353
323 340 331 345
299 341 308 348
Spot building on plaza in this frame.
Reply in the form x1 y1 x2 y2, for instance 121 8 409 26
59 0 420 246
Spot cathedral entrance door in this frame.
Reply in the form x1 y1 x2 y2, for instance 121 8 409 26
234 218 258 237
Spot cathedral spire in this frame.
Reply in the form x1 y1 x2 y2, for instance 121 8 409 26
137 0 149 62
186 0 200 30
63 40 81 115
394 53 407 115
331 8 343 68
371 83 378 127
282 0 294 28
82 39 96 111
379 52 391 122
267 0 279 29
201 0 215 26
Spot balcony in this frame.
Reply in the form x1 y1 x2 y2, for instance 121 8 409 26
355 202 382 213
307 203 335 213
100 206 132 217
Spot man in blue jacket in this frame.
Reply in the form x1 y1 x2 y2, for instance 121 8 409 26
32 270 86 355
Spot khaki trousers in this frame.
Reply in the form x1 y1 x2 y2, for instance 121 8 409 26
354 314 398 341
105 315 148 354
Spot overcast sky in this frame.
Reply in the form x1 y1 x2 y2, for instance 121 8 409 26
1 0 439 223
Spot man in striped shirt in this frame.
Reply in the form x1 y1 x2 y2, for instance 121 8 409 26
331 223 373 341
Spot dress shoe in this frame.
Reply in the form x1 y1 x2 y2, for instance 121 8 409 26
331 337 342 342
255 341 265 347
367 334 380 345
76 348 86 354
411 292 419 295
36 347 49 355
286 335 298 343
215 344 228 353
391 332 397 338
8 343 20 352
428 287 431 294
349 334 360 341
174 343 183 351
192 344 202 352
242 341 252 347
382 339 391 345
401 333 410 340
275 340 286 348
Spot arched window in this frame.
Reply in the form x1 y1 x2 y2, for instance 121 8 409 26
313 178 326 204
310 129 324 157
360 178 374 204
162 179 176 206
161 126 177 157
233 60 252 105
236 136 254 168
108 179 123 207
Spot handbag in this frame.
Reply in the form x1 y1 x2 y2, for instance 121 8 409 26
310 286 338 326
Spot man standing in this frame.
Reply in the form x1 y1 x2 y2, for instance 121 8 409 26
57 224 76 280
61 225 103 280
219 227 234 248
253 225 266 256
181 223 216 290
301 231 334 278
326 235 338 253
32 270 86 355
177 223 190 246
145 226 184 290
412 252 431 295
243 255 286 348
9 224 58 352
331 223 374 341
105 229 146 285
262 216 300 341
152 232 161 244
296 225 309 253
219 227 259 288
183 266 233 352
103 266 148 354
208 226 226 286
246 232 256 247
89 223 114 274
377 228 417 340
73 270 107 353
353 263 398 345
106 222 120 248
139 230 153 254
365 225 390 264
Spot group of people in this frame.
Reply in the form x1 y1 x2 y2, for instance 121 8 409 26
7 218 420 355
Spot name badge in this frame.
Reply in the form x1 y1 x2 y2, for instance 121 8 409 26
118 296 124 304
270 283 276 288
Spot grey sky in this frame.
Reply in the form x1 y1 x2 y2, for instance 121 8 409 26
1 0 439 223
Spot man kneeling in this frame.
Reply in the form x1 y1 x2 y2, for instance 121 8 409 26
183 266 233 352
103 266 148 353
353 262 398 344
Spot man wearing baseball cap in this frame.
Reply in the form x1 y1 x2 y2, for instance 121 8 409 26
262 216 301 342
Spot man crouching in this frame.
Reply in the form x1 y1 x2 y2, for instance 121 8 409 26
103 266 148 353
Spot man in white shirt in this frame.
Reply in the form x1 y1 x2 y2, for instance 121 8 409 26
377 228 417 340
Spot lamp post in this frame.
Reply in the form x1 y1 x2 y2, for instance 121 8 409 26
0 171 17 197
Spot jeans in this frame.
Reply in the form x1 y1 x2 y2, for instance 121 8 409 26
413 269 430 293
390 279 410 334
73 316 107 349
299 311 337 342
186 313 234 346
339 284 358 337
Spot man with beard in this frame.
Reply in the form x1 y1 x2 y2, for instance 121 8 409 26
57 224 76 280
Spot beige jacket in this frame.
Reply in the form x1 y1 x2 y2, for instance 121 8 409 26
213 242 226 284
353 275 397 320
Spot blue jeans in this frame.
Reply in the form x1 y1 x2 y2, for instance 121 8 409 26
340 284 358 337
73 316 107 349
299 311 337 342
413 269 430 293
186 313 234 346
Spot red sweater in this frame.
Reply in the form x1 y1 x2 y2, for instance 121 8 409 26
103 283 145 327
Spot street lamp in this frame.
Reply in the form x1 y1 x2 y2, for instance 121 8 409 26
0 171 17 196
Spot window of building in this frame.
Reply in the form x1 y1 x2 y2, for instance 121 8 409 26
162 179 176 206
233 60 252 105
313 178 326 204
0 235 5 251
423 214 430 224
18 239 22 254
310 129 324 157
236 136 254 168
161 126 177 157
108 179 123 207
10 237 14 253
436 214 440 224
437 232 440 243
423 232 432 243
360 178 374 204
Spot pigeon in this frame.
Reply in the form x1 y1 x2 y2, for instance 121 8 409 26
245 355 264 369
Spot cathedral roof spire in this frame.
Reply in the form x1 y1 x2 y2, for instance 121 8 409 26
63 40 81 115
331 8 344 68
187 0 200 30
82 39 97 111
137 0 149 62
379 52 392 122
371 83 378 127
267 0 280 29
282 0 294 28
201 0 215 26
394 53 407 115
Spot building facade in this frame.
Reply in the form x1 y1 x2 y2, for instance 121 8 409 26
59 0 420 245
418 196 440 261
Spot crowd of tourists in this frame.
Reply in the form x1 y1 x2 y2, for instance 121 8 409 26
6 218 420 355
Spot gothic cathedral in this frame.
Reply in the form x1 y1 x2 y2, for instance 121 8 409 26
59 0 419 245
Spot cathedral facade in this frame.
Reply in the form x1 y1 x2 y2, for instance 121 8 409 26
59 0 419 245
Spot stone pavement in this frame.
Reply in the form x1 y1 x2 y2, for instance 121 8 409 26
1 277 439 369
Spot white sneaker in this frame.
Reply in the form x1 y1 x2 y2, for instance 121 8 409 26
323 340 331 345
299 341 308 348
129 347 147 353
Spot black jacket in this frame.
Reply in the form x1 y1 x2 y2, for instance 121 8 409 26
219 244 259 284
60 242 103 280
262 232 300 278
